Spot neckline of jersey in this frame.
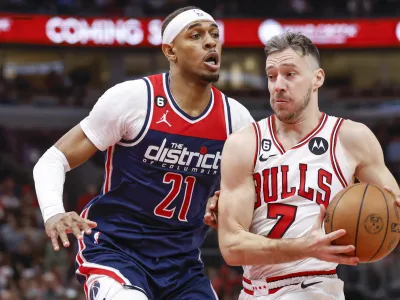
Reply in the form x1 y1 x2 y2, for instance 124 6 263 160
163 72 214 123
269 112 328 154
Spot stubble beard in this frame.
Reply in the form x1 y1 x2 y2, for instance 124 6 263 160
273 87 312 123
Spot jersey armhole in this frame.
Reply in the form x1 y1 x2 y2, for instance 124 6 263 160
251 122 261 169
223 95 233 136
118 77 154 147
330 118 348 188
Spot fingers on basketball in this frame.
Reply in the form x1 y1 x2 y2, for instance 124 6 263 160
327 244 355 254
325 229 346 243
328 254 359 266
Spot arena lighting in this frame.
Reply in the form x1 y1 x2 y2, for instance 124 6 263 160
45 17 145 45
0 14 399 48
258 19 359 45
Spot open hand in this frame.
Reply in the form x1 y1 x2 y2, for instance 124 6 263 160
302 205 359 266
45 212 97 251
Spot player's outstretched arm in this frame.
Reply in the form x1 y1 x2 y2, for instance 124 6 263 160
339 120 400 204
34 80 146 251
33 125 99 251
218 125 359 266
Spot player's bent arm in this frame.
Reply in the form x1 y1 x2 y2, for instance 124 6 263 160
55 125 99 168
34 80 147 223
218 126 306 266
339 120 399 195
33 124 99 222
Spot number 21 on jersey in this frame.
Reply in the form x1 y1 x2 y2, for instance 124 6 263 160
154 172 196 222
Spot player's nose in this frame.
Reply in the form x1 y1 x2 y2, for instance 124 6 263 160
204 33 217 49
274 75 287 93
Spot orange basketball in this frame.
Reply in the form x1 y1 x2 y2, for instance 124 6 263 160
324 183 400 263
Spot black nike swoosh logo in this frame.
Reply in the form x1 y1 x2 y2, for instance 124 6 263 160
301 281 322 289
259 154 277 162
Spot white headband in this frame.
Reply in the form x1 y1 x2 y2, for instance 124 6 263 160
162 9 216 44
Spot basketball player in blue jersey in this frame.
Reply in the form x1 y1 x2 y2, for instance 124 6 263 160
217 32 400 300
33 6 254 300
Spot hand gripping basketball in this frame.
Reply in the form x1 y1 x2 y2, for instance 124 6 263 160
45 212 97 251
302 205 360 266
384 186 400 207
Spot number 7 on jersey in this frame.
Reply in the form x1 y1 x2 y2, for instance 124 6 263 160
266 203 298 238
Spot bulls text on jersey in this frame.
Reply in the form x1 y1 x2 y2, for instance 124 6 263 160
253 163 332 209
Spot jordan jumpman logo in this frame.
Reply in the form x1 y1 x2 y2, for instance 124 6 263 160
156 110 172 127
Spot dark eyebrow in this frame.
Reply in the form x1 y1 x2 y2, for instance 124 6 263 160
266 63 298 71
187 23 201 30
187 22 219 30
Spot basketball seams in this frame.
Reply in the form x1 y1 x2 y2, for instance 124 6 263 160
329 186 356 245
368 187 390 262
327 183 396 263
354 184 369 258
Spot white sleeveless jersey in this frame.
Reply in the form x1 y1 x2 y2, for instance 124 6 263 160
243 113 353 279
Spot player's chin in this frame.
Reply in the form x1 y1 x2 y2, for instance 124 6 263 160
200 72 220 83
274 109 296 122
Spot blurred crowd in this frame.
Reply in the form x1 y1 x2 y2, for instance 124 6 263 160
1 70 399 109
0 175 85 300
1 0 399 18
0 68 95 108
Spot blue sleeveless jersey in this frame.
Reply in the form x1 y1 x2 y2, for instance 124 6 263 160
82 73 232 258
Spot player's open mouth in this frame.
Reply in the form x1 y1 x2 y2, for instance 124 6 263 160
203 52 220 70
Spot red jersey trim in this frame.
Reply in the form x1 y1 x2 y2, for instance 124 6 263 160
268 113 327 154
103 145 115 194
251 122 261 168
242 269 337 295
292 113 328 149
330 118 347 188
268 116 285 154
266 269 337 283
162 73 214 124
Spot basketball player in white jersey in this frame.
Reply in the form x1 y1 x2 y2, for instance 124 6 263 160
217 31 400 300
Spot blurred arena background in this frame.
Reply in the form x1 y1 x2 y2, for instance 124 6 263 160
0 0 399 299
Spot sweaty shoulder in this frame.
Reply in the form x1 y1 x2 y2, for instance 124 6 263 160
225 97 255 133
339 119 373 149
221 124 256 186
222 124 257 172
80 79 149 151
338 119 379 166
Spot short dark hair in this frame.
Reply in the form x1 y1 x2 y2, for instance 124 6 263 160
161 6 200 38
264 31 320 67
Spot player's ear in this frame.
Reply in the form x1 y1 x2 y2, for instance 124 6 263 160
313 68 325 89
162 43 177 63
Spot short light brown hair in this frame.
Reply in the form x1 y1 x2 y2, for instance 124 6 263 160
264 31 320 67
